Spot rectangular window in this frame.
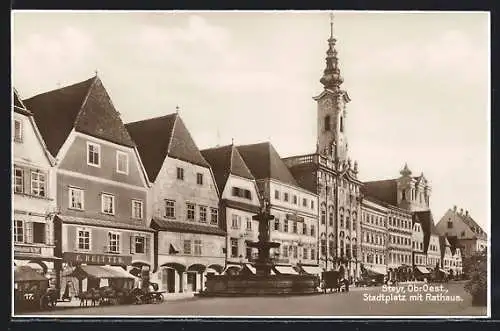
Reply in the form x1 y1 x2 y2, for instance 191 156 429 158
33 222 45 244
31 171 46 197
310 225 315 237
186 203 195 221
329 211 334 226
282 245 288 258
199 206 207 223
132 200 143 219
293 195 298 205
329 240 334 256
302 223 307 235
116 151 129 174
165 199 176 218
311 200 315 209
244 189 252 199
293 246 298 258
447 221 453 229
303 248 308 260
101 194 115 215
14 220 24 243
108 232 120 253
184 240 192 255
284 193 289 202
194 239 202 255
69 187 84 210
77 228 91 251
176 167 184 180
210 208 218 225
274 190 280 200
321 239 327 256
284 220 289 232
196 173 203 185
246 246 252 259
14 167 23 193
274 218 280 231
135 236 145 254
311 249 316 260
321 209 326 225
293 221 297 234
87 142 101 167
231 187 252 200
231 214 240 229
231 238 238 258
302 198 307 207
14 119 23 143
246 218 252 231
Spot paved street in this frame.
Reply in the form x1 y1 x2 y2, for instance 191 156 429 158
17 281 486 318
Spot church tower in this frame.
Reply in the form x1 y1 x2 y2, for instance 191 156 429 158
313 14 351 167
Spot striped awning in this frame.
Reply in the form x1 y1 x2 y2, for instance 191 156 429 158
67 265 136 279
416 266 430 274
274 265 298 275
301 266 323 275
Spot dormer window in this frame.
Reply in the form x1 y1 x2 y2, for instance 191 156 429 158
447 220 453 229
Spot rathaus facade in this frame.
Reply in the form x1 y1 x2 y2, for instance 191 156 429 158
283 19 362 281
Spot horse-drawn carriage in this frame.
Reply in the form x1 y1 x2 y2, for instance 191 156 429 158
320 270 348 293
14 266 58 311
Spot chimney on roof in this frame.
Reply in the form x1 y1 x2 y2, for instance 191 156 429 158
460 208 463 215
453 205 457 212
465 210 469 217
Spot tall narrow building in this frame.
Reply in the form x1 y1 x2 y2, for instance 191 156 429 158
283 15 363 280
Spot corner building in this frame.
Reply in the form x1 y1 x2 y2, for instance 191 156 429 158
283 20 362 280
26 76 154 294
126 113 225 294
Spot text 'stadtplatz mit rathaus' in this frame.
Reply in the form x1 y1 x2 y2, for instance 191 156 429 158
12 20 487 297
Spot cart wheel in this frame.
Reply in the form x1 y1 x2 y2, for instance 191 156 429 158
155 294 164 303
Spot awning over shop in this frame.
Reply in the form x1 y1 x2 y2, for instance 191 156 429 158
301 266 323 275
244 264 256 274
416 266 430 274
223 265 242 275
67 265 137 279
274 265 298 275
439 269 447 274
14 266 48 282
365 265 386 276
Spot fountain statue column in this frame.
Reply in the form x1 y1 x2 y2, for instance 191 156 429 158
246 198 281 276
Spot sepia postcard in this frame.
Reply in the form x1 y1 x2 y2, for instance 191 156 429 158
11 10 490 319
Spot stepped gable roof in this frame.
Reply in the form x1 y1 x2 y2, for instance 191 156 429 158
126 113 210 182
24 76 135 157
362 179 398 205
13 89 32 116
201 144 255 195
236 142 298 187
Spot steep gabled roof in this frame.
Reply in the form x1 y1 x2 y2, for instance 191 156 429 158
237 142 298 187
362 179 398 205
413 210 438 253
457 212 487 240
201 144 254 195
24 76 135 157
13 89 32 116
126 113 210 182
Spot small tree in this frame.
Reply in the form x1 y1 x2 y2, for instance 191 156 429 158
464 248 487 306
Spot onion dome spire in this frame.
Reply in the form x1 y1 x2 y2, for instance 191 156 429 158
400 163 412 177
320 13 344 91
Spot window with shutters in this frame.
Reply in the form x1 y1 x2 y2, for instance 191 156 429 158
199 206 207 223
194 240 202 255
77 228 91 251
14 167 23 194
14 220 23 243
176 167 184 180
31 171 46 197
134 236 145 254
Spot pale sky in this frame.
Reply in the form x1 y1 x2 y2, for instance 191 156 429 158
11 11 490 232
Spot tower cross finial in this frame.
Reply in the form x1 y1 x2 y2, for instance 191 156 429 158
329 12 334 39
